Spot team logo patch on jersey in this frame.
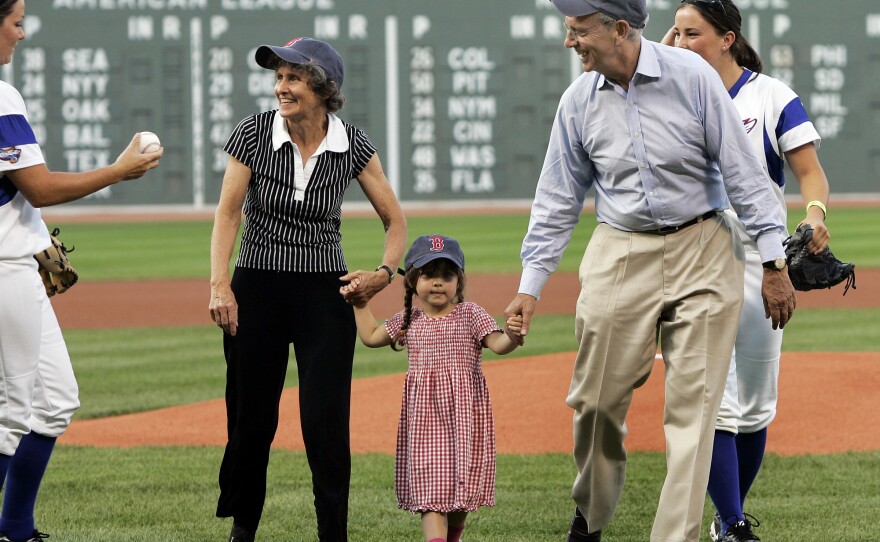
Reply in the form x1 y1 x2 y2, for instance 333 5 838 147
0 147 22 164
742 118 758 134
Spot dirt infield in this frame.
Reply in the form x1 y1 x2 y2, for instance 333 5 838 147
54 270 879 455
61 351 880 456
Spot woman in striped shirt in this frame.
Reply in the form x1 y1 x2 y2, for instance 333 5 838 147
209 38 406 542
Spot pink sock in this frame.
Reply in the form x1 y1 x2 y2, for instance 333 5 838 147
429 538 445 542
447 525 465 542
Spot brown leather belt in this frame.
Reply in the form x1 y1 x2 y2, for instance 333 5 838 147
644 210 718 235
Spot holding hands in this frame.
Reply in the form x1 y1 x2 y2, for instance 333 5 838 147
339 274 368 308
339 269 392 307
505 314 525 346
340 277 526 348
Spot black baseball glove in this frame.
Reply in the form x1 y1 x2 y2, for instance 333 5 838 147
783 224 856 295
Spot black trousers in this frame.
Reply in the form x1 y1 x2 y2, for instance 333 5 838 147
216 268 355 542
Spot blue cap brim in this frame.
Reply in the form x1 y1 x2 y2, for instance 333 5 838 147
255 45 310 69
407 254 464 271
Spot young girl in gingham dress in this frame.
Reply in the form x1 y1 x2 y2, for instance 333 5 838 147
341 234 523 542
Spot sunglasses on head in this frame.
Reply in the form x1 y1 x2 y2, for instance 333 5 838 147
681 0 727 16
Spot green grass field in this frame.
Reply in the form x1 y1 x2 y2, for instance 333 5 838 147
27 209 880 541
37 448 880 541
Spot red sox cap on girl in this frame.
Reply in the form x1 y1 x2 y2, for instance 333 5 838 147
550 0 648 28
254 37 345 89
404 235 465 272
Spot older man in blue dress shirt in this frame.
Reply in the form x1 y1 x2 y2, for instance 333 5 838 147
504 1 796 541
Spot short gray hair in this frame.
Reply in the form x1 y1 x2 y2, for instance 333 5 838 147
594 11 644 40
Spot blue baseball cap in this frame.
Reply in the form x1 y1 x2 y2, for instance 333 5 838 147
551 0 648 28
405 235 465 271
255 37 345 89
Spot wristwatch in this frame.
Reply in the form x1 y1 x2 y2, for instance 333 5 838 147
375 264 395 283
762 257 786 270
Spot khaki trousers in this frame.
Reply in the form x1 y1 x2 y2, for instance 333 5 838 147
568 215 745 542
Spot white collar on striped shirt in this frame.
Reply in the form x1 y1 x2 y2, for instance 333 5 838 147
271 112 350 153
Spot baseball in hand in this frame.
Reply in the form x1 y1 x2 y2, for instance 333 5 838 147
138 131 161 153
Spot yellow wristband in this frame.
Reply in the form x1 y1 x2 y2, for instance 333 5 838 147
806 200 827 218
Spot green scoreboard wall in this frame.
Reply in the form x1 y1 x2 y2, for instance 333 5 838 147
3 0 877 206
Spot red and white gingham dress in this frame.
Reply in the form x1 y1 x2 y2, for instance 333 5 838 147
385 302 500 513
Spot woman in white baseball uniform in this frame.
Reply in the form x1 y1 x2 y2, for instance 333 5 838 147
664 1 831 541
0 2 161 540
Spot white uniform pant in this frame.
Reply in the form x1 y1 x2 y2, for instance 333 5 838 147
0 257 80 456
716 238 782 435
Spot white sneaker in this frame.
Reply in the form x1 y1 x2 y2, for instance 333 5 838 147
709 514 722 542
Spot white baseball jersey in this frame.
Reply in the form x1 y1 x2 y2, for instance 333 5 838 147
0 80 49 259
727 69 821 239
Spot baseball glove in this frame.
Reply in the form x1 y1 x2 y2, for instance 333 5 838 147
784 224 856 295
34 227 78 297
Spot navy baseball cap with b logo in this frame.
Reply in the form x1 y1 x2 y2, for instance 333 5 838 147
405 235 465 271
255 37 345 89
